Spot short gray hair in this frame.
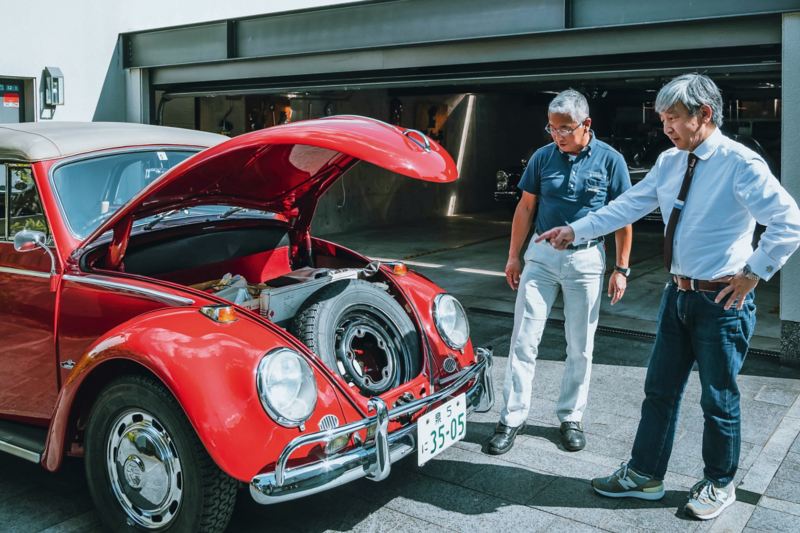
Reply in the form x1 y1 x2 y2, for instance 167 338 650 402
655 73 724 127
548 89 590 123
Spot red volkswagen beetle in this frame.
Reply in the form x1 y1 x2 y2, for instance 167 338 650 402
0 117 493 531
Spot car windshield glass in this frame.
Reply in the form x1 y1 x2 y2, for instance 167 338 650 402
51 150 196 238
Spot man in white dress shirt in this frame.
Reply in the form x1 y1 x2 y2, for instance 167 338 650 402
538 73 800 520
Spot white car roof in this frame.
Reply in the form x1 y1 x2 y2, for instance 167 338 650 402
0 122 227 162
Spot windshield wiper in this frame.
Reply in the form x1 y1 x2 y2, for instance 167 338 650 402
143 209 179 230
220 206 249 219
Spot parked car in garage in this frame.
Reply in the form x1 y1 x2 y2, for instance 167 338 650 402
0 117 493 532
493 147 534 205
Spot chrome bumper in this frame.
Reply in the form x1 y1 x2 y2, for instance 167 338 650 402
250 347 494 504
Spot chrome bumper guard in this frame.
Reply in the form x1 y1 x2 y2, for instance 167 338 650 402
250 347 494 504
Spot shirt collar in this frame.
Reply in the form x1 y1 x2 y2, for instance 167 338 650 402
558 130 595 157
691 127 723 160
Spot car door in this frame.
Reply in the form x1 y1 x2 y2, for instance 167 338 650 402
0 163 59 420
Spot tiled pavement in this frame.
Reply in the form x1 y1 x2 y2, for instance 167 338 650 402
3 213 800 531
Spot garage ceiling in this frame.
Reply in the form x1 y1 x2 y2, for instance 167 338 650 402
121 0 797 93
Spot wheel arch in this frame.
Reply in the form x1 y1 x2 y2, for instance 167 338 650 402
43 307 348 481
43 358 161 471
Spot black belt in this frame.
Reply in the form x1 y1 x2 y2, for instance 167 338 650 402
566 237 604 250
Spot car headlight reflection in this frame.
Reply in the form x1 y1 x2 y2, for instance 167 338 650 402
496 170 509 191
433 293 470 349
257 348 317 427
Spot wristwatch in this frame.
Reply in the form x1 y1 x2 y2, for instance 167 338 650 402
614 265 631 278
741 264 760 282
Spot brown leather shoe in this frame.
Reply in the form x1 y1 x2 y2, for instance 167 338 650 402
486 422 524 455
560 421 585 451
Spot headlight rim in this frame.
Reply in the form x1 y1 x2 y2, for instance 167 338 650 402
256 347 318 428
432 293 470 350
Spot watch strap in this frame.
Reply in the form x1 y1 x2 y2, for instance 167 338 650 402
614 265 631 277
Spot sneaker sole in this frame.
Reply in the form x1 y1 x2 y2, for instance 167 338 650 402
593 486 665 501
685 492 736 520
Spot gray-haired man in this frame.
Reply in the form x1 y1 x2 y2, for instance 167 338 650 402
485 89 633 455
539 74 800 519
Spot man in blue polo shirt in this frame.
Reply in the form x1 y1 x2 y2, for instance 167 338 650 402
486 89 633 455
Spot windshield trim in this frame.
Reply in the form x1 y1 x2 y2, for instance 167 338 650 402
48 146 203 240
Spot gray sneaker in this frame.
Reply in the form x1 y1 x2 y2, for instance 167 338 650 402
684 479 736 520
592 462 665 500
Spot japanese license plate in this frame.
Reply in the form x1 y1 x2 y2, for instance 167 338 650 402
417 394 466 465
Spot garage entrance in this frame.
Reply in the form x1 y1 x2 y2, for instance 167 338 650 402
123 0 799 358
153 63 784 353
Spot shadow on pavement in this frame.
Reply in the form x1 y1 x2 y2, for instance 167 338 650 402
230 454 694 533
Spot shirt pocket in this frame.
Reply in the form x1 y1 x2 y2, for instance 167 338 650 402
583 172 608 205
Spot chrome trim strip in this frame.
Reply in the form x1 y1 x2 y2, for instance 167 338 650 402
0 439 41 463
250 347 493 504
0 266 50 279
62 275 195 306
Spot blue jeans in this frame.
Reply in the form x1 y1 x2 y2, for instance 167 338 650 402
629 281 756 485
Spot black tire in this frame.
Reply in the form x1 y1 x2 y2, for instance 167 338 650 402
291 279 421 395
85 375 238 532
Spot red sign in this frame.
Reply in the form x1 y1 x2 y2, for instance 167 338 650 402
3 93 20 108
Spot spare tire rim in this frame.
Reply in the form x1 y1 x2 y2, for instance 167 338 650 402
106 409 183 530
335 305 405 394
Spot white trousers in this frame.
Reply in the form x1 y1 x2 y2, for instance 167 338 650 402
499 237 605 427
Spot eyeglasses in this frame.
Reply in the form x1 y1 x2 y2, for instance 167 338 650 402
544 120 588 137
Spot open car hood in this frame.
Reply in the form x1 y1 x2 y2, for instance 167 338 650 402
82 116 457 252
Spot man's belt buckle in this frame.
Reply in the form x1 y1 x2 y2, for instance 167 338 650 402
674 276 695 291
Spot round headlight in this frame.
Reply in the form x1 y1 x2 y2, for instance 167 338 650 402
433 293 470 349
496 170 509 191
257 348 317 427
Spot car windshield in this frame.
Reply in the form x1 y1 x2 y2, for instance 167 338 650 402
51 149 197 238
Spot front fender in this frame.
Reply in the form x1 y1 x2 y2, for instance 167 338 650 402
44 307 346 481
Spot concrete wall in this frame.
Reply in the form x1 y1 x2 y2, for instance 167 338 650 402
0 0 361 123
310 91 543 235
781 13 800 359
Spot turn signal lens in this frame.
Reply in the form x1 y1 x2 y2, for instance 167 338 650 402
200 305 238 323
325 434 351 455
392 262 408 276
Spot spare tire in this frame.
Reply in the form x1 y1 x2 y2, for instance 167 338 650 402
291 279 421 396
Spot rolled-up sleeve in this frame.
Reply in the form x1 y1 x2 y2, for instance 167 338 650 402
735 157 800 281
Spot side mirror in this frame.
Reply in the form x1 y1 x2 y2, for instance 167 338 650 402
13 230 59 291
14 229 47 253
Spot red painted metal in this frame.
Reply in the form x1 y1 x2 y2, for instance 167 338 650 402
0 243 59 420
81 116 457 253
1 118 474 490
47 307 347 480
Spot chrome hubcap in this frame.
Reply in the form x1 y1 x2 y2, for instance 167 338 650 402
106 410 183 529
